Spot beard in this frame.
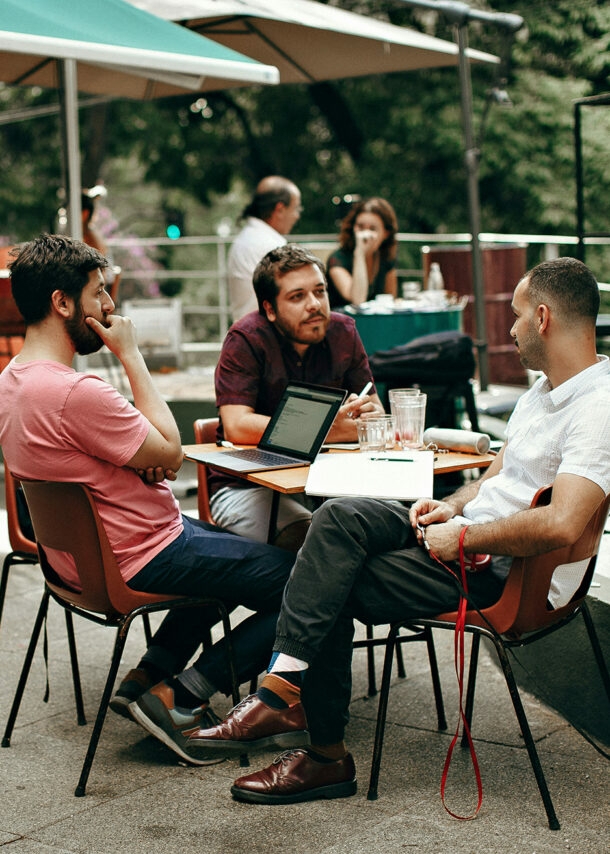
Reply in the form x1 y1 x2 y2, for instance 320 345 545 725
515 325 544 371
274 312 330 347
65 308 105 356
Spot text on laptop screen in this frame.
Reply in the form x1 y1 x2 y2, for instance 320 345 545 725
265 388 342 456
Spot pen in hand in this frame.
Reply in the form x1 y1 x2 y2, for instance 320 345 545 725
349 381 373 418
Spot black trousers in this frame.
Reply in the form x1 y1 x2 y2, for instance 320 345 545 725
275 497 509 745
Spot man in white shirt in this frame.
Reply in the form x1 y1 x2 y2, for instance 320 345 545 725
227 176 302 320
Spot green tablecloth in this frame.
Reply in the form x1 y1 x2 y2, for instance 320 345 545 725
345 305 464 355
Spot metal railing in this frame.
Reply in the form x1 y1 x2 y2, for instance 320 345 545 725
107 231 610 361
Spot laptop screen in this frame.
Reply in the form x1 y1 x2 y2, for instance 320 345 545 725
259 383 347 460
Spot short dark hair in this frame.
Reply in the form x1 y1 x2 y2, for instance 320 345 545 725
253 244 326 313
9 234 108 325
525 256 599 322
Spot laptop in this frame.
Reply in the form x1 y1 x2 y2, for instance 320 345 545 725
186 382 347 473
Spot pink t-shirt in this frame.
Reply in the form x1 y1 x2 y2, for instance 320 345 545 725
0 359 183 588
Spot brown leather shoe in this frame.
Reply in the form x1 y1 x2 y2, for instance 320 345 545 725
230 748 357 804
185 693 310 755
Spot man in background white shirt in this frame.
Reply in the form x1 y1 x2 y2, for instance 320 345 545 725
227 175 302 320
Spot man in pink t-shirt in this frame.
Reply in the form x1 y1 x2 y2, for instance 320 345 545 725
0 235 294 766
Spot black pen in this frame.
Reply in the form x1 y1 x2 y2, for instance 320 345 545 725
370 457 414 462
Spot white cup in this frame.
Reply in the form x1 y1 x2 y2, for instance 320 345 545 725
392 393 427 450
374 293 394 306
402 281 421 298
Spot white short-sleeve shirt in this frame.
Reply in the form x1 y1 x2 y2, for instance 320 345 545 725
227 217 286 320
464 356 610 606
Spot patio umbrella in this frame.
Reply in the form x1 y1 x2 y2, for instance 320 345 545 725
130 0 498 83
0 0 279 236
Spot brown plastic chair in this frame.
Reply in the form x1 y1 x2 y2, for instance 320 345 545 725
1 464 95 728
367 485 610 830
192 418 445 719
0 462 39 627
192 417 219 523
1 480 241 797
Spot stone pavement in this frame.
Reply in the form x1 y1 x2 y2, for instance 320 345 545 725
1 480 609 854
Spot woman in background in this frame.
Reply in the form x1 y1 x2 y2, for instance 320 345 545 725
326 197 398 308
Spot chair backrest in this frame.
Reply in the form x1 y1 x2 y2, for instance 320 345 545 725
192 417 220 524
20 480 181 618
0 247 25 338
438 485 610 637
3 461 37 556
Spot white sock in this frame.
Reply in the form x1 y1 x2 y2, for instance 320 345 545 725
269 652 309 673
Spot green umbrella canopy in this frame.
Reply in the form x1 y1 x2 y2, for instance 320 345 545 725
0 0 279 97
0 0 279 238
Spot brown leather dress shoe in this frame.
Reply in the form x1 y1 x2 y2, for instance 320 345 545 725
185 693 310 755
230 748 357 804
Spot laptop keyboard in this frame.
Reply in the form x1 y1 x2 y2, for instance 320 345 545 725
224 448 298 466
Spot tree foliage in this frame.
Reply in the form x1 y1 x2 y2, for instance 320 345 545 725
0 0 609 280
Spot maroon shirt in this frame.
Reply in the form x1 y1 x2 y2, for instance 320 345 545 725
209 310 375 496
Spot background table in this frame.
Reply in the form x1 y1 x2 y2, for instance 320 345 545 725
342 304 464 355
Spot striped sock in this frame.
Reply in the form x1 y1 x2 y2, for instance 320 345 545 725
257 653 308 709
257 673 303 709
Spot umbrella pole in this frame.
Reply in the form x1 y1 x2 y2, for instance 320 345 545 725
58 59 83 242
58 59 87 374
455 22 488 390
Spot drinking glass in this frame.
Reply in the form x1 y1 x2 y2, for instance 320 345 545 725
392 393 427 450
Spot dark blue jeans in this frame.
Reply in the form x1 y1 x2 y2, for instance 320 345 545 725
128 516 295 694
275 498 509 745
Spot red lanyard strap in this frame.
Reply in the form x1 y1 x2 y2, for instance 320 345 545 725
429 525 483 820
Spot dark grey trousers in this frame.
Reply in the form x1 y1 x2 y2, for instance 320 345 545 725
274 497 509 745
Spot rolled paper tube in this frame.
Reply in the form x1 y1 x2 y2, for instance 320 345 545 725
423 428 490 455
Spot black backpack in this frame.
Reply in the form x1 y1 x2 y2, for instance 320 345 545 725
369 331 476 385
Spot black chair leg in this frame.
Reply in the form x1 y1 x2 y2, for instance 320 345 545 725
424 627 447 731
581 601 610 703
490 635 560 830
367 627 399 800
395 639 406 679
0 553 12 628
75 622 131 797
64 610 86 726
142 612 153 646
365 624 377 697
463 382 480 432
0 552 37 630
460 632 481 747
2 589 50 747
192 600 249 767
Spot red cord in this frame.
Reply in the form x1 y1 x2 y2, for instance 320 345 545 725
428 526 483 821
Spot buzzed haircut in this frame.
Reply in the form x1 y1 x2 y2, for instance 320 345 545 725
525 256 599 322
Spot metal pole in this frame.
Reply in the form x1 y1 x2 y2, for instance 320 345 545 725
58 58 87 374
58 59 83 241
394 1 524 388
574 101 585 262
455 22 488 389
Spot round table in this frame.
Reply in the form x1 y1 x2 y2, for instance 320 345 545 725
343 303 464 355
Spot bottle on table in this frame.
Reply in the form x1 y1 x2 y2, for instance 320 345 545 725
427 261 445 290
